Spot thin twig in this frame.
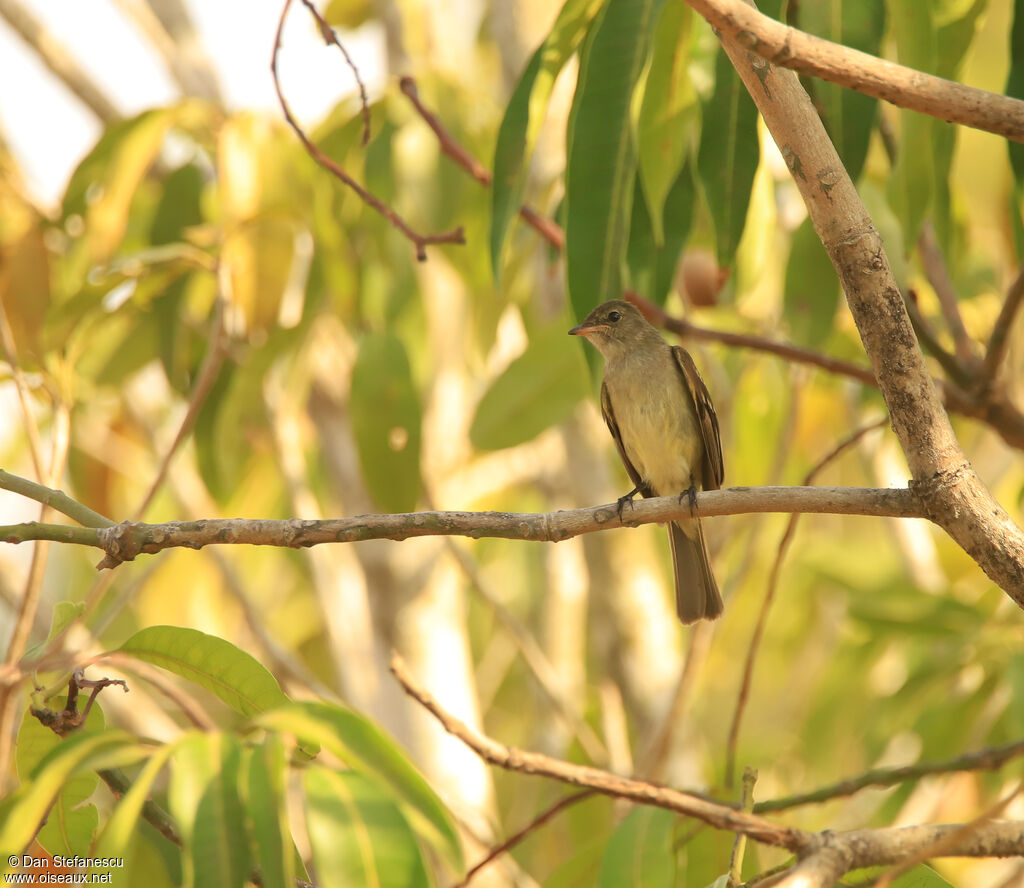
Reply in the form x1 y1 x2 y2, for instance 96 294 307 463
132 299 227 520
398 75 565 251
918 221 977 370
978 264 1024 393
755 735 1024 814
389 651 808 850
297 0 371 145
0 469 114 528
728 768 757 887
453 790 597 888
629 294 877 387
725 418 888 788
684 0 1024 143
271 0 464 259
903 289 972 388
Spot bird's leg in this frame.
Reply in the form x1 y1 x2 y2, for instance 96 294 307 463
678 484 699 519
616 486 641 521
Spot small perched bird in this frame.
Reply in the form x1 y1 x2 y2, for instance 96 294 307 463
569 300 723 623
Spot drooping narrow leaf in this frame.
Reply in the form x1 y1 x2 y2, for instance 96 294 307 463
119 625 290 717
566 0 662 320
798 0 885 182
490 0 605 278
257 702 462 870
636 1 697 244
596 806 678 887
784 216 840 346
696 47 760 267
470 323 589 450
168 732 250 888
887 0 936 247
349 332 422 513
303 769 429 888
1008 0 1024 186
241 737 294 888
626 162 696 305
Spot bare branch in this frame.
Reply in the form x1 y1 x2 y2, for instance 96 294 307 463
0 484 921 567
978 264 1024 393
270 0 464 260
685 0 1024 143
389 651 807 850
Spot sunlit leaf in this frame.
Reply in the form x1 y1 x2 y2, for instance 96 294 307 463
783 217 840 346
798 0 885 181
304 769 429 888
0 217 50 361
118 625 290 717
490 0 604 279
697 47 760 266
14 705 105 857
221 214 300 336
168 732 249 888
887 0 936 247
218 112 304 222
256 702 462 870
566 0 660 320
637 1 697 244
1 730 139 858
597 807 678 887
241 736 294 888
349 332 422 513
470 323 589 450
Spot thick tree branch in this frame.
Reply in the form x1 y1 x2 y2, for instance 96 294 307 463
694 0 1024 602
684 0 1024 144
0 484 920 568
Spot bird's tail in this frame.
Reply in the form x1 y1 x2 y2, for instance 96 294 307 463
668 519 723 623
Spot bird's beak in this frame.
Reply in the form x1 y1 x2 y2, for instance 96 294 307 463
568 323 606 337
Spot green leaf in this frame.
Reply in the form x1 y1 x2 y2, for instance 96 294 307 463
118 625 290 717
845 865 955 888
304 769 429 888
470 323 589 450
0 730 138 858
94 742 177 862
241 736 294 888
221 214 299 335
349 332 423 512
490 0 604 279
798 0 885 181
256 701 462 870
783 217 840 346
566 0 662 320
15 705 104 857
887 0 936 247
627 162 696 305
23 601 85 660
168 732 250 888
597 806 678 887
637 1 697 244
1008 0 1024 185
697 47 760 266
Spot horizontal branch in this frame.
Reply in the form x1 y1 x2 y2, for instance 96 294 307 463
686 0 1024 143
0 485 921 567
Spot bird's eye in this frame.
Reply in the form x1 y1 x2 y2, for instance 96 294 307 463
608 310 621 322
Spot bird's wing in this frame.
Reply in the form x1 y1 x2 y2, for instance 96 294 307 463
671 346 724 490
600 380 652 497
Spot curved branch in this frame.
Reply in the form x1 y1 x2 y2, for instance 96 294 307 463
685 0 1024 143
695 1 1024 603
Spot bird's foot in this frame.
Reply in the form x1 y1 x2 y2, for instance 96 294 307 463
677 485 699 519
616 487 640 521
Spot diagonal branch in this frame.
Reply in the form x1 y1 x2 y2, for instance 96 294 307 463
270 0 464 260
685 0 1024 143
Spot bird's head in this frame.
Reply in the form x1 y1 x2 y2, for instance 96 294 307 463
568 300 659 361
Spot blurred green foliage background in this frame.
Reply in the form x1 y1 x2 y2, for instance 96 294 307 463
1 0 1023 885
